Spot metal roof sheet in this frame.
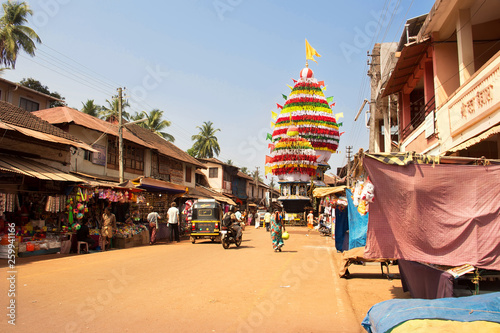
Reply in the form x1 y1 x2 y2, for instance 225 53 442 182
0 155 85 182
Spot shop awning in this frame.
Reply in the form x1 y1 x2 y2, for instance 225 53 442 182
0 155 84 182
0 122 98 152
213 195 237 206
382 39 431 97
130 176 186 194
181 186 213 199
313 186 346 198
448 124 500 153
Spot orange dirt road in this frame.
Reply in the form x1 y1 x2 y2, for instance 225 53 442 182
1 226 407 333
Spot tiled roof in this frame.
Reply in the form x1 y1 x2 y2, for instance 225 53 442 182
35 106 206 168
198 158 237 168
121 123 206 169
237 171 253 180
0 100 83 143
34 106 154 148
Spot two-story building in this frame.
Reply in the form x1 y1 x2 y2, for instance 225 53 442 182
33 106 205 194
197 158 237 195
379 0 500 158
0 100 93 235
0 77 61 112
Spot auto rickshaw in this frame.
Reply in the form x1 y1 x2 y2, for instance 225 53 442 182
190 199 222 244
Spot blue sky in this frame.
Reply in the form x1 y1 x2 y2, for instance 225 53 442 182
3 0 434 179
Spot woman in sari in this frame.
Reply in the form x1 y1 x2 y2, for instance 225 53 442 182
270 210 285 252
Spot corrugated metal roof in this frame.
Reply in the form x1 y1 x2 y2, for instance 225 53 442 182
131 176 186 193
0 155 84 182
3 122 97 152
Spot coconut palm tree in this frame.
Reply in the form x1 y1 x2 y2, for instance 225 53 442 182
99 97 130 122
80 99 102 117
191 121 221 158
131 109 174 142
0 1 40 69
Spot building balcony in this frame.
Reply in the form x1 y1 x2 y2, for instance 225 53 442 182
436 50 500 154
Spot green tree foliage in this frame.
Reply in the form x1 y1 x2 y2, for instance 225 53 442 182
0 1 40 69
186 147 197 157
19 77 65 107
190 121 221 158
100 97 130 122
80 99 103 117
131 109 174 142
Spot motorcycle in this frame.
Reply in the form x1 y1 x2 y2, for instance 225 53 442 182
220 224 242 249
318 221 332 237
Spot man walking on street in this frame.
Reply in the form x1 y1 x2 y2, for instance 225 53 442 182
147 207 161 245
168 202 180 242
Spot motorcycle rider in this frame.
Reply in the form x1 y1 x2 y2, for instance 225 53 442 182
223 207 242 241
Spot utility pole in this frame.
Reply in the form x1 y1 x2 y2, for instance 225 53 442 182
254 167 260 207
346 146 352 188
118 87 124 183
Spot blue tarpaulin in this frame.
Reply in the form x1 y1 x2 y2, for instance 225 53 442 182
334 205 349 251
362 292 500 333
346 188 368 250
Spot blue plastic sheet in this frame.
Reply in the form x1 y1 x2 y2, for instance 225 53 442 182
362 292 500 333
346 188 368 250
334 205 349 251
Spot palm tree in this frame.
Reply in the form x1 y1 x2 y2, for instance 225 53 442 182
99 97 130 122
226 159 233 165
0 1 41 69
80 99 102 117
131 109 174 142
191 121 221 158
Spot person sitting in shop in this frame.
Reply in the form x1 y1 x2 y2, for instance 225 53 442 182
125 213 134 225
77 220 95 251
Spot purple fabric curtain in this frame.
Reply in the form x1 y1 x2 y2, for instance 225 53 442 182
363 156 500 270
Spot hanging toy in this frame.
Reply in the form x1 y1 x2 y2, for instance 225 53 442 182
361 180 375 203
67 198 74 224
358 200 367 215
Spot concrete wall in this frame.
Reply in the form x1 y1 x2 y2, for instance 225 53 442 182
0 81 53 110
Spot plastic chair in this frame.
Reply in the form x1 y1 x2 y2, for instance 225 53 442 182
77 241 89 254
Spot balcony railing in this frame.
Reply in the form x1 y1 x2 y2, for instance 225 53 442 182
401 95 435 140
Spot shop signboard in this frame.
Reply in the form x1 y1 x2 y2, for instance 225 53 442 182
448 63 499 137
92 144 106 166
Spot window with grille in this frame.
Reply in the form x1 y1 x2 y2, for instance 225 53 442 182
107 139 144 172
84 150 93 161
19 97 40 112
209 167 218 178
185 166 192 182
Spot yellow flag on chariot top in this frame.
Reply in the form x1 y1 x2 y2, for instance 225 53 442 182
305 39 321 63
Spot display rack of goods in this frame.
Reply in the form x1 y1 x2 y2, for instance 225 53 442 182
17 234 61 257
114 223 148 249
